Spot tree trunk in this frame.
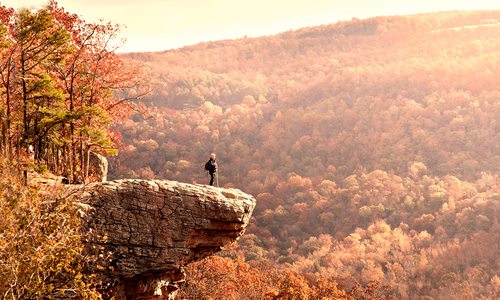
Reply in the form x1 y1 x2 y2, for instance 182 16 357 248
21 51 29 152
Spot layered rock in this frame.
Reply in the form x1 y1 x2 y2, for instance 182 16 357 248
88 152 109 182
78 179 256 299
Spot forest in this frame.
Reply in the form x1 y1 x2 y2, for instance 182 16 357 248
0 2 146 298
0 2 498 299
0 2 146 184
112 10 500 299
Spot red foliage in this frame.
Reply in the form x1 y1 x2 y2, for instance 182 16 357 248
110 11 500 299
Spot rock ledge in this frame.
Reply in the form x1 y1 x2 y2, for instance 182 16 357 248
79 179 256 299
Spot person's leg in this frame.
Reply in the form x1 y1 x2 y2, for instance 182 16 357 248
210 173 214 185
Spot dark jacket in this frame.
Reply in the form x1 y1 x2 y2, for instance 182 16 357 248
206 158 217 174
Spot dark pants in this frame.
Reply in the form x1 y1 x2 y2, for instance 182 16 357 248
209 172 215 186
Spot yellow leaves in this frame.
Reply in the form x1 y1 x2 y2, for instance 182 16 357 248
183 255 354 300
428 184 447 199
345 232 362 245
409 162 427 178
177 159 191 170
287 174 313 191
361 262 385 284
491 275 500 293
343 175 359 191
318 180 337 196
359 206 372 218
415 231 432 248
403 195 415 208
0 166 103 298
274 205 286 216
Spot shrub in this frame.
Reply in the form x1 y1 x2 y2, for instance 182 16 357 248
0 160 101 299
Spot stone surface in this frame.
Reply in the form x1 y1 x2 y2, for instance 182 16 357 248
89 152 108 182
78 179 256 299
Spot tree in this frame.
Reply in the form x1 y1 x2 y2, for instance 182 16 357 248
48 1 149 182
13 8 70 160
0 5 15 158
0 2 148 182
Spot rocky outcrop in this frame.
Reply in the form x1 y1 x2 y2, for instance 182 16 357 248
78 179 256 299
89 152 108 182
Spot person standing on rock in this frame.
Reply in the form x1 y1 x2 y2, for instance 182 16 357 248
205 153 218 186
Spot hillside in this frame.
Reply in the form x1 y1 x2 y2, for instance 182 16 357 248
113 11 500 299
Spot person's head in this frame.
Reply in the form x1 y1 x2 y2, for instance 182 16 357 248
210 153 216 160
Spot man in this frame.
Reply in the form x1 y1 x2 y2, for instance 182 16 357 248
205 153 217 186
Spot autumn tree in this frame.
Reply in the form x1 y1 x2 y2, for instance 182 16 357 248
0 2 147 182
0 5 14 158
13 8 70 159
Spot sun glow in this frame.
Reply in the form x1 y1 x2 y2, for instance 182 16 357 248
3 1 500 52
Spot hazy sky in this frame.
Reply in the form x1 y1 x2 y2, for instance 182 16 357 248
3 0 500 53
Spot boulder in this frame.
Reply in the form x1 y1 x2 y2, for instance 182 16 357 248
89 152 108 182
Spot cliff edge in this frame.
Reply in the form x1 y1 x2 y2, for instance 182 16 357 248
78 179 256 299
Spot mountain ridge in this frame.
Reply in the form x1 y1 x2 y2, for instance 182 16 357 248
122 10 500 56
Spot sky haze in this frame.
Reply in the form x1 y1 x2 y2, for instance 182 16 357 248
3 0 500 52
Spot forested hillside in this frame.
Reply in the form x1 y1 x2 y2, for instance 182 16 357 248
113 11 500 299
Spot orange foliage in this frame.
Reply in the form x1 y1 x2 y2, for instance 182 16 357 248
112 11 500 299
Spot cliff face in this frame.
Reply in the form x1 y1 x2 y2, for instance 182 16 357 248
78 179 256 299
